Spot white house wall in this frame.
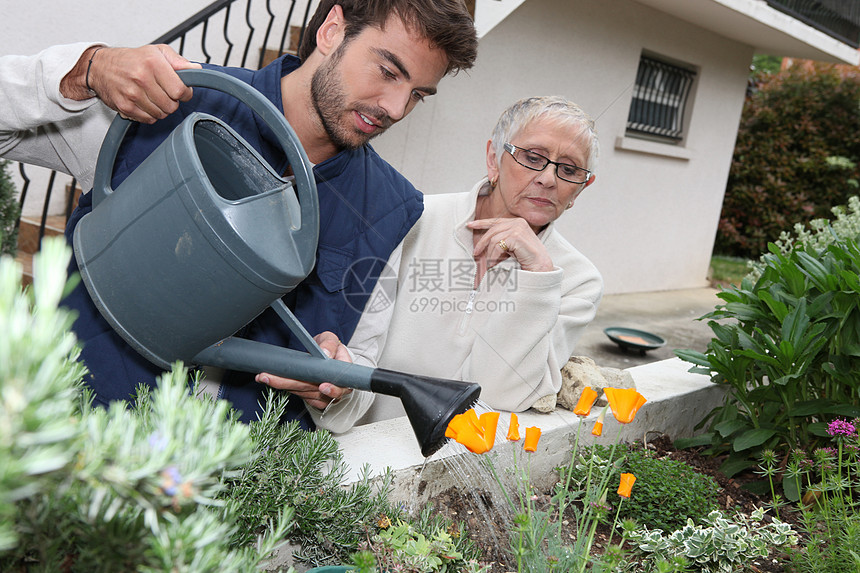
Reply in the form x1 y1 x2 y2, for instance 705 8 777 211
5 0 757 294
372 0 754 294
0 0 211 56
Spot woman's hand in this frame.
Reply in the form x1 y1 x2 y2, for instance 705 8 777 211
468 217 554 272
255 331 353 410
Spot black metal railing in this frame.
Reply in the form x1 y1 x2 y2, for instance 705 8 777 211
767 0 860 48
15 0 319 249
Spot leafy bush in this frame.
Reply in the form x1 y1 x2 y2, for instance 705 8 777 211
0 238 292 571
716 62 860 259
627 507 797 573
574 445 719 532
0 159 20 256
351 506 484 573
220 393 395 567
676 234 860 477
747 195 860 281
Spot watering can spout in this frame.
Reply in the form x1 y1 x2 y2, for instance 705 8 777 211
193 337 480 457
369 369 481 457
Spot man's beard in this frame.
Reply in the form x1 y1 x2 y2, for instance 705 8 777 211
310 47 389 151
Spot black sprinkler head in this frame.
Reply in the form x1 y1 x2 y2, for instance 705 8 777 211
370 369 482 457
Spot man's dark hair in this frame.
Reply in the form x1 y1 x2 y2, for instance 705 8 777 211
298 0 478 75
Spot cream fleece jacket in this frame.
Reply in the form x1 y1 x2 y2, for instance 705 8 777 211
0 42 114 192
349 178 603 414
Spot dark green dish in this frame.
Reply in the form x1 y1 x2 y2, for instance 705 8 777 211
604 327 666 354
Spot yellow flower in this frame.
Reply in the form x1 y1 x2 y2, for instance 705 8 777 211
604 388 647 424
573 386 599 416
507 412 521 441
618 473 636 498
445 409 499 454
524 426 542 452
377 514 392 529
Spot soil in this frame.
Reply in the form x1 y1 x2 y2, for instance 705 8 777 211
431 434 805 572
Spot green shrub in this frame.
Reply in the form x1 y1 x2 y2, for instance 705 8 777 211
677 234 860 478
351 505 485 573
0 238 293 571
0 160 20 257
627 507 797 573
790 514 860 573
716 63 860 259
220 393 396 567
747 195 860 281
570 444 719 533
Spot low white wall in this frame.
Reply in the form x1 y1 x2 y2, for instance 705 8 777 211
334 358 726 504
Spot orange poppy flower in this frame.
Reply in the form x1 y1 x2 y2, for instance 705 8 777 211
573 386 599 416
604 388 647 424
523 426 541 452
592 407 606 436
445 409 498 454
507 412 521 441
480 411 500 450
618 473 636 498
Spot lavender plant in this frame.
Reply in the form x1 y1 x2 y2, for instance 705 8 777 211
0 238 293 572
2 237 472 572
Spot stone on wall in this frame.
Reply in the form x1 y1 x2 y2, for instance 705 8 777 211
531 356 637 413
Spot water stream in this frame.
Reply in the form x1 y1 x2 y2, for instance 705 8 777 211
403 399 542 558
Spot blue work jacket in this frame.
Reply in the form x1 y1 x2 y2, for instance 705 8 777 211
64 55 423 426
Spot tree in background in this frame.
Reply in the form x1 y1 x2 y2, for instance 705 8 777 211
715 60 860 259
750 54 782 75
0 160 20 257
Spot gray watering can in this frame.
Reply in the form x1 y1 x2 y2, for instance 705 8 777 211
73 68 479 456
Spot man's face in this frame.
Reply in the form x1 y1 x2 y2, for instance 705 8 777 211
310 14 449 150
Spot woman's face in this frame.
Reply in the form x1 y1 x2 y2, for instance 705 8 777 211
485 118 595 231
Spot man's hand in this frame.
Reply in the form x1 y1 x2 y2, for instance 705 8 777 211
60 44 201 124
255 331 354 411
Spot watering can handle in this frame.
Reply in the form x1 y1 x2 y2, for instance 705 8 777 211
92 68 318 248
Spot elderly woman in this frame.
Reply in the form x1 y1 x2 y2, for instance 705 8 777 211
339 96 603 423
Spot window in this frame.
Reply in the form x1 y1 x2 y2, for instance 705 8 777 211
626 55 696 143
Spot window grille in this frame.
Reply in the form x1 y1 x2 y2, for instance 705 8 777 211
626 55 696 142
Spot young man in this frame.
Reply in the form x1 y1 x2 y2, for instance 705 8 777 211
5 0 477 428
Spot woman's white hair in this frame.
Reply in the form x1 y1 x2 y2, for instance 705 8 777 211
490 96 599 174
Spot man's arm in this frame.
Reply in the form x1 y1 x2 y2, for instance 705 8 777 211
0 43 202 190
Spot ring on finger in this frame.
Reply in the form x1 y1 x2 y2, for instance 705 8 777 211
498 239 509 252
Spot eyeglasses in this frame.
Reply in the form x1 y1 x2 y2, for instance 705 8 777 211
503 143 592 184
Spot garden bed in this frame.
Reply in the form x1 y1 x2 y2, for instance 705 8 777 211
428 434 802 572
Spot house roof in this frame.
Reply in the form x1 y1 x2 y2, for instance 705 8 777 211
632 0 860 65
